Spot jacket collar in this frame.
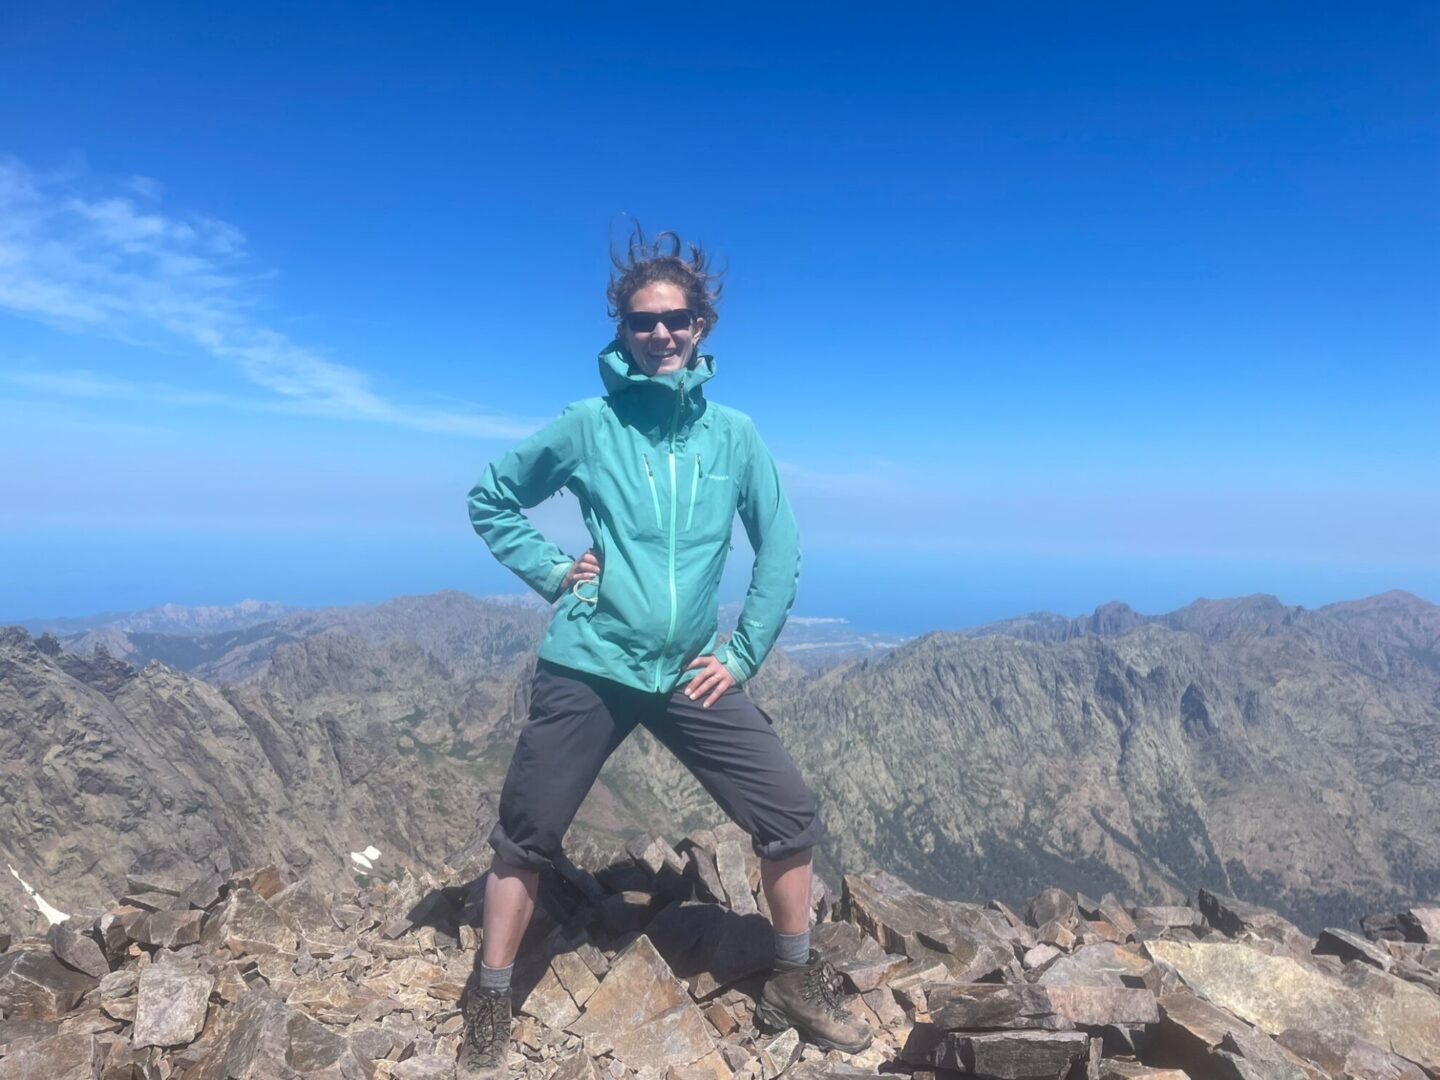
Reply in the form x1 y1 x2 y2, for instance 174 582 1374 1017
598 340 715 436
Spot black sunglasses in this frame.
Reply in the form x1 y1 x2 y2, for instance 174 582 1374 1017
622 308 695 334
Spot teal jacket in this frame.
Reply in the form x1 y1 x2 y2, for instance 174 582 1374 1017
467 341 801 694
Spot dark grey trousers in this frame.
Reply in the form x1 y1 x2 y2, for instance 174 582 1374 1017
488 659 824 871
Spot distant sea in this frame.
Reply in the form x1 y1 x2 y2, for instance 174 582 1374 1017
4 527 1438 635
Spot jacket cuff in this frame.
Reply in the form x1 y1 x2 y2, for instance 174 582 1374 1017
541 560 572 604
716 643 749 685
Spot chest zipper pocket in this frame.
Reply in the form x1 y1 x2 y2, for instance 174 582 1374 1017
685 454 700 531
642 454 663 529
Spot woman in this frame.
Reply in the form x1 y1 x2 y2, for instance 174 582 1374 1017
460 229 871 1076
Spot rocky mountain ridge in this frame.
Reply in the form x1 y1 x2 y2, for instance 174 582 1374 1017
3 589 1438 943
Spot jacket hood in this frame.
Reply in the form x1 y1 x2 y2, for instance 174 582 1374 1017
598 340 716 399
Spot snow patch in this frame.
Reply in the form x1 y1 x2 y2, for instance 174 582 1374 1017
6 863 70 925
349 845 382 871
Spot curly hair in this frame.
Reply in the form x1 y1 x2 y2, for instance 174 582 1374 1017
607 225 723 340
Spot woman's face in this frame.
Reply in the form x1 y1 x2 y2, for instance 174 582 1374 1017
620 281 705 377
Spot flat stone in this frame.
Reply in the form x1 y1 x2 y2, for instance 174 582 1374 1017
1024 945 1062 971
552 1050 606 1080
928 984 1158 1031
200 888 299 957
389 1053 458 1078
120 889 179 912
131 964 213 1048
1213 1029 1314 1080
811 921 902 994
1099 1064 1189 1080
0 1031 103 1079
1145 939 1440 1073
551 948 601 1008
1276 1029 1429 1080
1037 943 1151 989
901 1026 1090 1079
1316 928 1392 971
569 934 715 1068
1132 906 1199 929
46 923 110 978
760 1027 801 1076
715 839 758 916
132 908 206 950
0 950 98 1020
520 964 580 1028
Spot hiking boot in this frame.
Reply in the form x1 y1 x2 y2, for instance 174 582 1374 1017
456 984 511 1079
756 950 873 1053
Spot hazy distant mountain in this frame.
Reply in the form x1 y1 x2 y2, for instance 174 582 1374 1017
21 598 295 637
50 590 549 685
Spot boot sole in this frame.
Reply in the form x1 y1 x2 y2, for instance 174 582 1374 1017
754 998 874 1054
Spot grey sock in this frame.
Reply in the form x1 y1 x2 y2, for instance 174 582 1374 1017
775 928 811 966
478 961 513 992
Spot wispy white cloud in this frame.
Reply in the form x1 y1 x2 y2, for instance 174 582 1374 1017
0 157 539 439
5 368 235 408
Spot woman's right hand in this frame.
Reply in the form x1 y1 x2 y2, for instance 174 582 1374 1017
562 549 602 594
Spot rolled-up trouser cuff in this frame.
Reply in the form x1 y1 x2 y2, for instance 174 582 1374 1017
753 811 825 861
488 821 555 874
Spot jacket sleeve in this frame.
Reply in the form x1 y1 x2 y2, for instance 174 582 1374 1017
466 404 588 603
715 422 801 683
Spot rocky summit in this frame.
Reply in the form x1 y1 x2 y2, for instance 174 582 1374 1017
3 828 1440 1080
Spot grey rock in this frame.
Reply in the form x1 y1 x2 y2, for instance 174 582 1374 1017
901 1026 1091 1080
46 923 110 978
0 950 98 1020
131 964 213 1049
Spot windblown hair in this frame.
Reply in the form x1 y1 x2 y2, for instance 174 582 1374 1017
607 225 723 340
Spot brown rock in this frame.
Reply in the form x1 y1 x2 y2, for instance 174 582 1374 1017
0 949 98 1020
551 1050 605 1080
569 935 716 1069
552 948 601 1008
131 964 213 1049
519 965 579 1029
1098 1064 1188 1080
46 923 110 978
200 888 298 957
1145 939 1440 1074
715 838 759 916
1276 1029 1429 1080
928 984 1158 1031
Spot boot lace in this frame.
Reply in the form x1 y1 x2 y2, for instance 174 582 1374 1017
800 958 850 1020
461 989 507 1061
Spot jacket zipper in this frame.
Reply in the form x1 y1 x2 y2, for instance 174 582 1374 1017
642 455 663 528
685 454 700 531
655 377 685 692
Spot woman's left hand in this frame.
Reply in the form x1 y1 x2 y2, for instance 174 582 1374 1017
684 655 737 709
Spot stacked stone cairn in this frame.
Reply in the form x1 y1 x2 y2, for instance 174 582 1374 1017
2 823 1439 1079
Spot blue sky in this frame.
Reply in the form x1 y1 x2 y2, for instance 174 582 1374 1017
1 2 1437 633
